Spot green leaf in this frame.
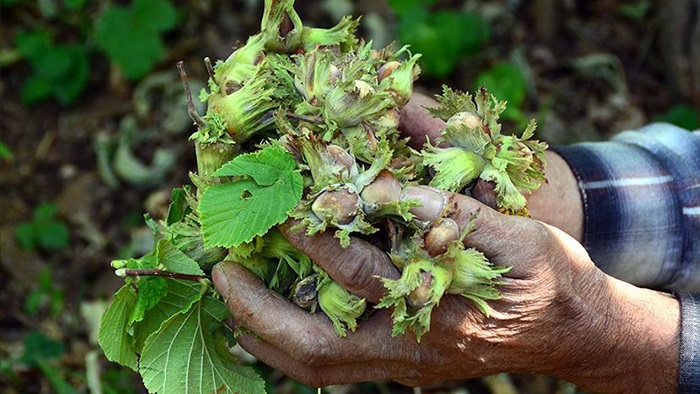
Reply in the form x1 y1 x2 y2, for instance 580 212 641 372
475 62 527 124
98 285 139 371
133 0 177 31
15 29 52 60
654 104 700 130
129 276 168 325
156 239 205 276
126 249 158 270
35 359 78 394
16 30 89 105
165 186 191 225
21 75 52 105
139 295 265 394
387 0 435 14
0 141 14 161
34 202 58 221
20 331 65 367
33 46 73 80
35 221 70 251
132 279 203 352
397 9 489 77
64 0 87 11
199 146 303 248
15 203 70 251
15 222 36 250
51 46 89 105
617 0 650 20
214 144 298 185
95 0 178 80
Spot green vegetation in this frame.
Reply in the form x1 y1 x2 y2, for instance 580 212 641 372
617 0 651 20
15 29 89 105
95 0 178 80
19 331 77 394
388 0 490 77
7 0 178 105
15 202 70 252
198 145 304 248
475 62 528 125
655 104 700 130
0 141 13 161
25 268 65 316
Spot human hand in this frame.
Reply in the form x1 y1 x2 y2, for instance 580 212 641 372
212 188 679 393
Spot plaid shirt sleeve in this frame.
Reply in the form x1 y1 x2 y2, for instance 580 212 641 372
552 123 700 291
553 123 700 393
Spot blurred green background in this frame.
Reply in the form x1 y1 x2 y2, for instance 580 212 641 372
1 0 698 393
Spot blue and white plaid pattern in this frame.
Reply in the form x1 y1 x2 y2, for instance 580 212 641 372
554 123 700 292
555 124 700 392
679 292 700 394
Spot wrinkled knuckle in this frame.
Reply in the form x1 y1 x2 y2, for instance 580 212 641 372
336 248 375 295
291 334 332 366
509 217 552 255
530 220 555 249
532 220 552 239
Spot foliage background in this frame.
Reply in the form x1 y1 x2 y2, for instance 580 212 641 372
1 0 698 393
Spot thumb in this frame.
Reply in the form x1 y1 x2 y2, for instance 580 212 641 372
279 220 399 303
399 93 445 149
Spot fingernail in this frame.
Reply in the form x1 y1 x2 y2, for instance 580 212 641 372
211 263 230 297
401 186 446 222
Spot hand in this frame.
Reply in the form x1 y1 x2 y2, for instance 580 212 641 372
212 190 679 393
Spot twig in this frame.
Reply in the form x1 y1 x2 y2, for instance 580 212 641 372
177 61 207 129
286 112 324 124
204 57 215 80
116 268 208 282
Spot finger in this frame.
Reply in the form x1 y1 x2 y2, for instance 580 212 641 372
236 334 407 387
212 262 341 354
279 221 399 303
212 262 399 363
399 93 445 149
444 192 546 278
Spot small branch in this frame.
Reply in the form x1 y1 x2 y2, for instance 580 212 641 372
286 112 324 124
177 61 207 129
116 268 208 282
204 57 214 80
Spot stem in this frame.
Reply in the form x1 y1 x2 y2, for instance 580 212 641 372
204 57 214 80
116 268 207 281
177 61 207 129
195 141 239 177
286 112 324 124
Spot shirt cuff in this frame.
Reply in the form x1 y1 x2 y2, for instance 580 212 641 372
677 292 700 394
551 142 684 289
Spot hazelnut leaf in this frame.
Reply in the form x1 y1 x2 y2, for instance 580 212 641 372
199 145 303 248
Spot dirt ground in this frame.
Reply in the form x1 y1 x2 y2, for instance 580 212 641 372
1 0 698 393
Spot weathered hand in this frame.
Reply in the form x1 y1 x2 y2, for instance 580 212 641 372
212 189 679 392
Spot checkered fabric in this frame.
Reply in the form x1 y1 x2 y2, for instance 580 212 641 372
553 123 700 392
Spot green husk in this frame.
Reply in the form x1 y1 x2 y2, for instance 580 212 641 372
317 272 366 337
422 145 485 192
423 86 548 215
